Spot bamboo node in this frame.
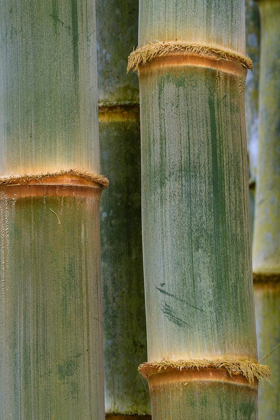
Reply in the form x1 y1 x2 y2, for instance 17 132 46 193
138 358 271 385
127 42 253 72
253 272 280 283
0 169 109 189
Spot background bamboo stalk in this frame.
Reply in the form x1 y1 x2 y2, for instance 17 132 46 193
245 0 260 240
252 0 280 417
97 0 150 417
135 0 260 418
0 1 104 418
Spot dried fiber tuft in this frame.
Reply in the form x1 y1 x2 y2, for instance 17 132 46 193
127 41 253 72
0 169 109 189
139 358 271 385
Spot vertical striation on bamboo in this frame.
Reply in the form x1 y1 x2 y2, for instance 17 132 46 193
97 0 150 417
252 0 280 417
128 0 270 418
0 1 105 419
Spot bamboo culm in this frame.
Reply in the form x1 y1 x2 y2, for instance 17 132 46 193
0 1 105 419
97 0 150 417
252 0 280 418
129 0 269 418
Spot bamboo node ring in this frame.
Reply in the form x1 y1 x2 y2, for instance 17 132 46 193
0 169 109 189
127 41 253 72
138 358 271 385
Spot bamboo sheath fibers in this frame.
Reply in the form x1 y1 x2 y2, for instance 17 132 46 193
252 0 280 418
129 0 269 418
97 0 150 417
0 1 105 419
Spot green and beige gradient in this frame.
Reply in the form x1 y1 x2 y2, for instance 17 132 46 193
0 1 105 419
97 0 150 417
129 0 270 418
252 0 280 418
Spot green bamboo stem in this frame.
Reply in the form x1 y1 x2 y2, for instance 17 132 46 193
252 1 280 418
133 0 263 418
97 0 150 417
0 1 104 419
254 284 280 418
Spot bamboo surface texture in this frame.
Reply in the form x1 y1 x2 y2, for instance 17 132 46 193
97 0 150 417
252 1 280 418
133 0 263 418
0 1 104 419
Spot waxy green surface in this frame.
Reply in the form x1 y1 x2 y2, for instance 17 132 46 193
253 1 280 274
0 194 104 420
0 0 100 176
140 65 257 362
255 284 280 419
0 1 104 418
139 0 246 54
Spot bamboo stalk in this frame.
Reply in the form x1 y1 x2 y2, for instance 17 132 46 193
245 0 260 242
246 0 261 184
252 0 280 417
129 0 269 418
97 0 150 417
0 1 105 419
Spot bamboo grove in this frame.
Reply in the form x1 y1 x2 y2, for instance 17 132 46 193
0 0 277 419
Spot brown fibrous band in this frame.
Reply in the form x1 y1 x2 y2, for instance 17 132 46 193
254 272 280 283
106 416 151 420
139 358 271 386
127 41 253 73
0 169 109 189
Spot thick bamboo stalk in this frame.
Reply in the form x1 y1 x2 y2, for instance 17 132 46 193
97 0 150 417
129 0 269 418
0 1 105 419
252 0 280 417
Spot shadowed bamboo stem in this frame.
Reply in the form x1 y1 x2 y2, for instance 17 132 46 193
0 1 105 419
245 0 260 242
252 0 280 417
129 0 269 418
97 0 150 417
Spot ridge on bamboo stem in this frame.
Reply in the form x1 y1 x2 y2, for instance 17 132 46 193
0 1 105 419
252 0 280 418
129 0 270 418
